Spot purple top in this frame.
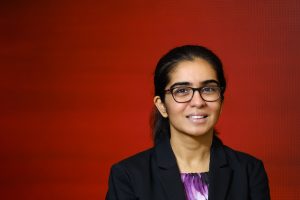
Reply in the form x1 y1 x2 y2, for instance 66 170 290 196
180 172 209 200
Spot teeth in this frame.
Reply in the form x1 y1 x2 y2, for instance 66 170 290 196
190 116 205 119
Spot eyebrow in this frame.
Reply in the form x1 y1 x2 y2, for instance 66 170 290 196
169 79 220 88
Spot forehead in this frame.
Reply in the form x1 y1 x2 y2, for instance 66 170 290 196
167 58 218 87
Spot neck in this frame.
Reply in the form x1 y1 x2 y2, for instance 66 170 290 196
170 131 213 173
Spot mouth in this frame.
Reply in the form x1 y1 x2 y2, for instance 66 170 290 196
186 115 208 119
186 114 208 124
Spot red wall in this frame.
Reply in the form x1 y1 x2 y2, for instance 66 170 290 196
0 0 299 199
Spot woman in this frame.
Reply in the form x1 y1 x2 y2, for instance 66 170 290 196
106 45 270 200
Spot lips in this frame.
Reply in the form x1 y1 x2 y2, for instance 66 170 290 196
186 114 208 124
186 114 208 119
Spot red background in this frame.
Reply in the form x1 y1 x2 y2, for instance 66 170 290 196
0 0 299 199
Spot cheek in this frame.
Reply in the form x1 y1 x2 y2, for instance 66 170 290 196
209 102 223 117
164 98 186 116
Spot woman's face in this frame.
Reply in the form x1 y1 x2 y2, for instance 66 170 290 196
157 58 223 139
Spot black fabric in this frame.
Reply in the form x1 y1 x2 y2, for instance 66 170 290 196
106 136 270 200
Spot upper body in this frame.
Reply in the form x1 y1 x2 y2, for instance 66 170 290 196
106 136 270 200
106 45 270 200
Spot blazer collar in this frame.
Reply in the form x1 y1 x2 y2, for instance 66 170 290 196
155 137 177 169
209 136 233 200
154 138 186 200
154 136 232 200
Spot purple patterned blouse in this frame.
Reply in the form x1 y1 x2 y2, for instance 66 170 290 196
180 172 209 200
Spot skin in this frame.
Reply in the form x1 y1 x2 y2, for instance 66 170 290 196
154 58 223 172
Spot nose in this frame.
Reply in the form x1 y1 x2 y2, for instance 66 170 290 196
190 90 206 107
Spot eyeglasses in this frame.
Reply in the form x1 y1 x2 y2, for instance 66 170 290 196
165 86 223 103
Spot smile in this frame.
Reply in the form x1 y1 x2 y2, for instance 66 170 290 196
186 115 208 119
189 115 206 119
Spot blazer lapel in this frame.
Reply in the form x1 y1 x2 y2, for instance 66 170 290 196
154 136 232 200
155 139 186 200
208 137 233 200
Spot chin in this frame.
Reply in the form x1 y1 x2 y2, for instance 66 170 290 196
185 129 213 138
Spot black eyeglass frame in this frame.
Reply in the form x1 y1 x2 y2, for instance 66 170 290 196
164 86 223 103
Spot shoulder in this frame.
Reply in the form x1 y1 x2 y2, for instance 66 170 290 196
223 145 262 165
220 144 268 177
220 144 270 199
110 147 155 175
222 144 262 164
106 148 155 199
213 136 264 167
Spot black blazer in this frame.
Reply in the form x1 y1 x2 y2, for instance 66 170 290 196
106 136 270 200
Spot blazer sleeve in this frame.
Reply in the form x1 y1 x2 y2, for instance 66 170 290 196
105 164 137 200
248 160 271 200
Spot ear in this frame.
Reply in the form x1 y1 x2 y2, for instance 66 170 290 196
153 96 168 118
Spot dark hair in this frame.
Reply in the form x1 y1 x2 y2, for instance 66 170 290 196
151 45 227 143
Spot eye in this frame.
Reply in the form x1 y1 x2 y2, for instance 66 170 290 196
202 86 218 93
172 87 191 96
